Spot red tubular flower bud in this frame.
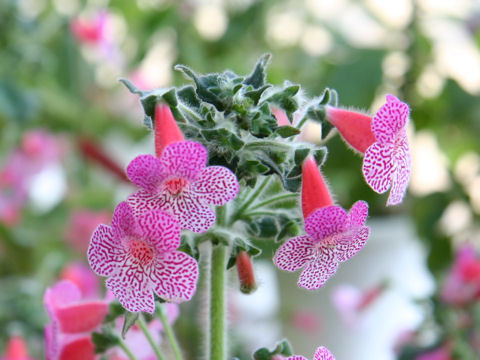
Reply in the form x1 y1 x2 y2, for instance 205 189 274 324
78 137 130 183
301 157 333 219
5 336 29 360
325 106 376 153
271 107 290 126
154 104 184 157
236 251 257 294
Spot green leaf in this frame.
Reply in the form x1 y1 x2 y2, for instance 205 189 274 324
253 348 272 360
275 339 294 356
92 329 119 354
244 84 272 105
103 302 126 323
275 125 300 138
121 312 139 339
243 53 272 89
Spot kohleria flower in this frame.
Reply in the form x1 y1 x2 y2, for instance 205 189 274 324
1 336 35 360
126 141 239 233
274 157 370 289
326 94 411 206
88 201 199 313
66 210 111 253
60 262 101 299
44 280 109 360
285 346 336 360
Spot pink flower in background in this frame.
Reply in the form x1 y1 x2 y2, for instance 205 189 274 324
88 201 199 313
416 345 452 360
441 245 480 305
326 95 411 205
70 12 107 45
1 336 35 360
60 262 101 299
331 283 385 326
286 346 336 360
126 141 239 233
66 210 111 253
44 280 109 360
274 157 370 289
290 309 321 334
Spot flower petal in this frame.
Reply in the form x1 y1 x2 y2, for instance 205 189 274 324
362 141 395 194
191 166 239 205
138 210 181 252
44 280 81 312
127 190 164 217
160 141 207 181
112 201 139 240
287 356 309 360
166 192 215 233
372 94 409 143
314 346 336 360
106 265 155 313
55 301 108 333
336 226 370 262
304 206 348 241
298 247 338 290
127 154 165 192
387 136 411 206
88 224 125 277
274 235 314 272
58 336 95 360
151 251 199 302
349 201 369 226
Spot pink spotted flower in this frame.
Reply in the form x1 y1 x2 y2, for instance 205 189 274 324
285 346 336 360
88 201 199 313
126 141 239 233
326 94 411 206
274 157 370 290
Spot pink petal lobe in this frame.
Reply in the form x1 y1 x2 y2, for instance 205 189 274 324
152 251 199 302
372 95 409 143
126 154 165 192
304 206 348 241
314 346 336 360
127 190 163 217
349 201 369 226
58 336 95 360
362 141 395 194
106 267 155 313
336 226 370 262
160 141 207 181
55 301 108 333
166 192 216 233
112 201 139 240
88 224 125 277
274 235 314 272
387 137 411 206
44 280 81 311
191 166 239 205
138 210 181 252
298 247 338 290
286 356 309 360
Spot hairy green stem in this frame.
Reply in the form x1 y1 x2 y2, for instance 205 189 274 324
231 176 271 223
210 244 227 360
158 304 183 360
138 316 165 360
116 335 139 360
248 193 298 210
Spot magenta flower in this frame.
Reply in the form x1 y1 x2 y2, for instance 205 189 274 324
326 95 411 205
286 346 336 360
66 210 111 253
126 141 239 233
1 336 35 360
60 262 102 299
274 201 369 290
44 280 109 360
88 201 199 313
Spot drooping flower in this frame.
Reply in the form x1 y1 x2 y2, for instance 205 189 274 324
44 280 109 360
153 104 185 157
88 201 199 313
236 251 257 294
60 262 101 299
1 336 35 360
126 141 239 233
66 210 111 253
326 95 411 206
285 346 336 360
441 245 480 305
274 157 370 289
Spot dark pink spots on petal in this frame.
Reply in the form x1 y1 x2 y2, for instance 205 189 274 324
127 190 165 218
112 201 139 240
349 201 369 226
372 95 409 143
274 235 314 272
192 166 239 205
298 247 338 290
304 206 348 241
126 154 165 192
88 224 125 277
159 141 207 181
336 226 370 262
314 346 336 360
387 137 411 206
363 142 395 194
287 356 309 360
152 251 199 302
105 267 155 313
169 192 216 233
138 210 181 253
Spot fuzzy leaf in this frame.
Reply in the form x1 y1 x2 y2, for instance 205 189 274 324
121 312 139 339
243 53 272 89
